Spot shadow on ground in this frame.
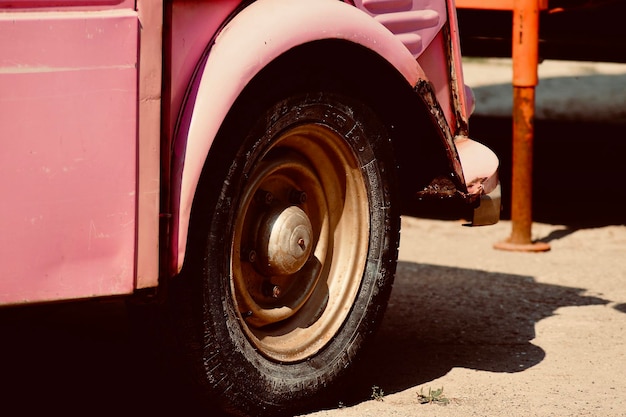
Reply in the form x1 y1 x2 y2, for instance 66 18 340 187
406 116 626 230
329 261 608 407
2 116 621 415
0 262 608 415
469 116 626 228
613 303 626 315
0 297 214 416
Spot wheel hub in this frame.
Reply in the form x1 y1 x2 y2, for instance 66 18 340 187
256 205 313 276
230 122 371 363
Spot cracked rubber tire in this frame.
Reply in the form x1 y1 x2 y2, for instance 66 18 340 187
172 92 400 417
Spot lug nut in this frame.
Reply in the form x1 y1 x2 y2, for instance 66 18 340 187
242 248 257 263
289 189 307 205
255 189 274 205
262 282 281 299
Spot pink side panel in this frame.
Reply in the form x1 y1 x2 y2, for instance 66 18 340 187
166 0 241 141
0 10 138 305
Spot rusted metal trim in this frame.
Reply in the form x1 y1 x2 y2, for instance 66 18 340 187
413 79 470 202
415 175 467 200
442 17 469 136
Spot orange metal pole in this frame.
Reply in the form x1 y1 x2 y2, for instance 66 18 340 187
494 0 550 252
455 0 548 11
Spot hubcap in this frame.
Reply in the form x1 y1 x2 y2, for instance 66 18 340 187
256 205 313 277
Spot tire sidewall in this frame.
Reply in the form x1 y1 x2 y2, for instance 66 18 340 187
191 92 399 415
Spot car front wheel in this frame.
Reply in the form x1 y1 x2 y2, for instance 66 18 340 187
173 92 400 417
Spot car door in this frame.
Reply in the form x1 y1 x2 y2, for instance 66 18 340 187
0 0 139 304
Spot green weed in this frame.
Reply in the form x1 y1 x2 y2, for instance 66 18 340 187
371 385 385 402
417 386 449 405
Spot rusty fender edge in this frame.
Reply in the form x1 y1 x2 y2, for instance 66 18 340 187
413 81 501 226
414 156 501 227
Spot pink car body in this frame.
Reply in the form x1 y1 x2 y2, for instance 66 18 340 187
0 0 499 305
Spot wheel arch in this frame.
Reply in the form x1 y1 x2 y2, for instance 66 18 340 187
170 0 455 275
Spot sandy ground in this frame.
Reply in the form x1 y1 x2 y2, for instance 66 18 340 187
298 58 626 417
462 58 626 123
2 216 623 417
300 217 626 417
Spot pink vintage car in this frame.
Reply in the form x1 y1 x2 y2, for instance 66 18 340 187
0 0 499 415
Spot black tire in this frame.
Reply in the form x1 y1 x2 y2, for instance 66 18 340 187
172 92 400 417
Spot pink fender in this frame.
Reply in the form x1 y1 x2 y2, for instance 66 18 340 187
353 0 447 59
171 0 429 274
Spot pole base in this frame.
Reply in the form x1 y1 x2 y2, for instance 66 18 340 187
494 239 551 252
